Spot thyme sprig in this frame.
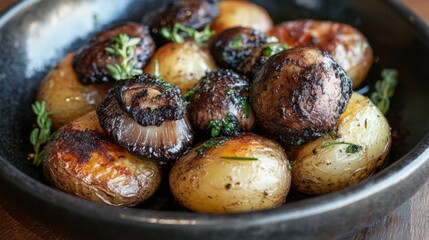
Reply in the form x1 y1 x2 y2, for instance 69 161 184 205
105 34 143 80
321 141 363 154
160 23 215 46
29 101 52 166
370 69 398 115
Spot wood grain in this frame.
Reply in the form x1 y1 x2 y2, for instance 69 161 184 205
1 0 429 239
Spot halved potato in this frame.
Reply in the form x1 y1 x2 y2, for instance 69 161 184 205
144 41 217 93
169 133 291 213
210 0 273 34
37 53 111 129
290 93 391 195
43 111 162 207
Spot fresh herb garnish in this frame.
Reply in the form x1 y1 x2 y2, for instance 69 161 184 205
328 130 336 139
321 141 363 154
160 23 214 46
370 69 398 115
238 97 250 118
207 112 239 137
231 34 243 49
261 43 290 57
105 34 143 80
220 156 258 161
184 85 200 102
287 161 293 170
296 138 305 145
29 101 52 166
195 138 227 154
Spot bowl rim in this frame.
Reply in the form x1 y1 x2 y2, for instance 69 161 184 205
1 0 429 231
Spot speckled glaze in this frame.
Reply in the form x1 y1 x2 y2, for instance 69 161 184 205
0 0 429 239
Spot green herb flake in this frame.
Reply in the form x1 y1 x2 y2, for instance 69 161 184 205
287 161 293 170
30 101 52 166
231 34 243 49
261 43 291 58
207 120 222 138
206 112 239 137
195 138 227 154
296 138 305 145
370 69 398 115
105 34 143 80
220 156 258 161
328 130 336 139
321 141 362 154
184 85 200 102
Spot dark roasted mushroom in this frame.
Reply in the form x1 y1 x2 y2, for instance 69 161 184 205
210 27 268 70
142 0 219 44
252 47 352 145
73 22 155 84
187 69 255 137
237 42 290 78
97 74 193 164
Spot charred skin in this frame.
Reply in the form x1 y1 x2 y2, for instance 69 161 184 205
268 20 373 88
43 111 162 207
252 47 353 145
37 53 111 130
210 27 268 69
188 69 255 136
142 0 219 44
169 133 292 213
97 74 193 164
73 22 155 84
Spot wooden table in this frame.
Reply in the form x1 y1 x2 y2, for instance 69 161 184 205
1 0 429 239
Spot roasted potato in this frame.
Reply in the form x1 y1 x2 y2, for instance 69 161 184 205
210 0 273 34
37 53 111 129
268 20 373 88
290 93 391 195
170 133 292 213
43 111 162 207
144 41 217 93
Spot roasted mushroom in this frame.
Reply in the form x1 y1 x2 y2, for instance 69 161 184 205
252 47 353 145
237 42 290 78
268 20 373 88
187 69 255 137
170 133 292 213
142 0 219 44
43 111 162 207
210 27 268 70
73 22 155 84
97 74 193 164
210 0 273 34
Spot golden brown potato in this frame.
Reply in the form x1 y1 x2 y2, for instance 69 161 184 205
37 53 111 129
210 0 273 34
170 133 291 213
290 93 391 195
43 111 162 207
268 20 373 88
144 41 217 93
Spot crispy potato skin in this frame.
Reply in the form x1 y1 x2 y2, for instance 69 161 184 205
144 41 217 93
36 53 111 129
170 133 291 213
210 0 273 34
268 20 373 88
290 93 391 195
43 111 162 207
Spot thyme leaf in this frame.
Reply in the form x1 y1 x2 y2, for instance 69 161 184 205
30 101 52 166
161 23 214 47
105 34 143 80
370 69 398 115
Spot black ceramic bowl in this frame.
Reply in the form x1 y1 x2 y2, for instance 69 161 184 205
1 0 429 239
